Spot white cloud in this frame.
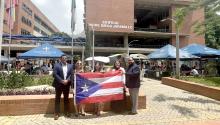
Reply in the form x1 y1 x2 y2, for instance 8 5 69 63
31 0 84 35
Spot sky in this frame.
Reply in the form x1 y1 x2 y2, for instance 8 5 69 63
31 0 84 35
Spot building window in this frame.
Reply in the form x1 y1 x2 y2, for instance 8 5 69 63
41 31 48 36
34 14 54 33
21 16 32 27
34 26 40 33
21 29 30 35
22 3 32 16
34 14 41 24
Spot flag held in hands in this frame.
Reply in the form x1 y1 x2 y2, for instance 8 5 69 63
74 71 124 104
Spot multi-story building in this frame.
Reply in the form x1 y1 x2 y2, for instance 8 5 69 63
3 0 59 36
84 0 205 55
2 0 60 57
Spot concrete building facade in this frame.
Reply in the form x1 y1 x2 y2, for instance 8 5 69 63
3 0 59 36
84 0 205 55
2 0 60 57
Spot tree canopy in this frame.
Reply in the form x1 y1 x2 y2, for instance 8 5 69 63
174 0 220 49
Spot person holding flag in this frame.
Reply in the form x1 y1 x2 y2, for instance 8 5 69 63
93 61 104 116
111 60 127 113
126 57 140 115
74 60 86 116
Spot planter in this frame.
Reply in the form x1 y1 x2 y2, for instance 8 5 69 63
162 77 220 101
0 93 146 116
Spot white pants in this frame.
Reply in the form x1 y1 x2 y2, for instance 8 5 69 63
129 88 139 113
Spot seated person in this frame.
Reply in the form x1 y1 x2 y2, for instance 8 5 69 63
41 63 49 74
191 66 199 76
181 64 191 76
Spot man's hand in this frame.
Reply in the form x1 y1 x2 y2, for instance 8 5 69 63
62 80 69 85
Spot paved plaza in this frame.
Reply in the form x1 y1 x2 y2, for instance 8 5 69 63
1 78 220 125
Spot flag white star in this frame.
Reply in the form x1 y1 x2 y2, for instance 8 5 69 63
81 83 89 92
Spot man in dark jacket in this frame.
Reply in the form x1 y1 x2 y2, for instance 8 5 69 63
126 57 140 115
53 54 73 120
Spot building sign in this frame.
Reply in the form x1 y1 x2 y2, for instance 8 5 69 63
86 0 134 33
89 20 133 30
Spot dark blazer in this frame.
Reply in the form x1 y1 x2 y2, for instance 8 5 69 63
52 63 73 88
125 63 140 88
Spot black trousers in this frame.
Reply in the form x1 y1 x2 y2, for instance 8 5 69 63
55 85 70 114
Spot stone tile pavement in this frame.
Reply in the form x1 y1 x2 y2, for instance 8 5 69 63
1 78 220 125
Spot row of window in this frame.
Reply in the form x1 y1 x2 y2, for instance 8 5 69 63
34 26 40 33
21 16 32 27
22 3 32 16
21 29 30 35
41 30 48 36
34 26 49 36
34 15 54 33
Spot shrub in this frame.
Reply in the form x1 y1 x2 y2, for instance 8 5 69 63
0 70 54 89
161 71 171 77
204 62 217 76
0 70 34 89
8 70 34 89
36 75 53 86
0 88 55 96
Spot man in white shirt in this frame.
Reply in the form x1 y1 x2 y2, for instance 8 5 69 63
191 66 199 76
52 55 73 120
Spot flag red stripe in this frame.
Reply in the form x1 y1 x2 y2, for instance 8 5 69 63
79 94 124 104
101 82 124 89
79 71 122 78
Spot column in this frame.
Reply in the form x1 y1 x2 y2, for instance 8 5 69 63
124 34 128 56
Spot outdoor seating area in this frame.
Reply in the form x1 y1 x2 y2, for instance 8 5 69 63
0 43 64 75
141 44 220 79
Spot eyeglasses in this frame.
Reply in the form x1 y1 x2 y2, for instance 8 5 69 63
76 63 82 65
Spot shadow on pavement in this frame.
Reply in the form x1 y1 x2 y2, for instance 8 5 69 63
171 105 197 117
153 94 220 105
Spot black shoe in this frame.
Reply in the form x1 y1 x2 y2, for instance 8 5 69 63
65 112 71 117
80 113 86 116
74 113 79 117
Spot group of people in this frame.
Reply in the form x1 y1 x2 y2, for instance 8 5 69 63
52 54 141 120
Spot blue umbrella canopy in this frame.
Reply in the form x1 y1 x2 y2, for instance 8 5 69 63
18 43 64 59
181 43 220 57
147 44 199 59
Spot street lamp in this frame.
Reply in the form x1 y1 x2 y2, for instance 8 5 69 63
161 18 180 79
127 40 138 56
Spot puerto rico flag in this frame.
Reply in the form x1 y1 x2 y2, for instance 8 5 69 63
74 71 124 104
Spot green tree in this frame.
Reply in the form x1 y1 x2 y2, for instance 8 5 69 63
174 0 220 49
